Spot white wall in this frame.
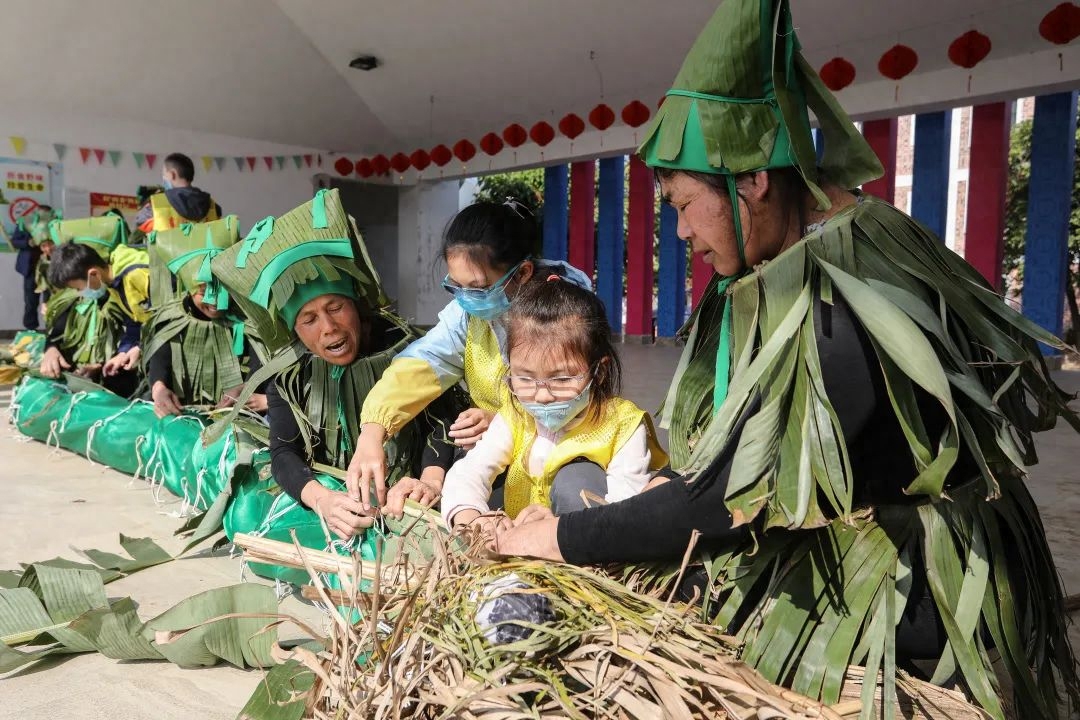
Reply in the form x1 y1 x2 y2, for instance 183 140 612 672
0 108 324 330
397 181 459 326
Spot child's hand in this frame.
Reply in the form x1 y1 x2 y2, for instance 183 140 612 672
449 407 495 449
151 381 183 418
40 347 70 378
513 504 555 526
383 476 441 519
347 423 389 512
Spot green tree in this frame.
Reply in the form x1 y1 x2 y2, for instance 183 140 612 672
474 169 545 218
1003 118 1080 344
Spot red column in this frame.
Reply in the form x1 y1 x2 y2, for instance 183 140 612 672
626 156 655 338
568 161 596 277
862 118 898 202
691 254 712 308
964 103 1010 290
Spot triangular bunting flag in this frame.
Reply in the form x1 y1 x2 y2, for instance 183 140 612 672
79 147 92 163
304 154 313 167
214 156 226 171
234 157 245 171
263 156 273 171
108 150 122 167
54 143 68 161
292 155 303 169
246 156 256 171
93 148 105 164
201 156 213 172
9 136 27 156
275 155 286 169
145 153 157 169
317 154 323 167
133 152 145 168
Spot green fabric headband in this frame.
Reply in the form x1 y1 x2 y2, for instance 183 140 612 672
280 275 357 330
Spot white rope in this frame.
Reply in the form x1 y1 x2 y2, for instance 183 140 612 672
45 419 60 452
86 400 142 466
130 435 148 484
57 391 87 433
250 491 296 538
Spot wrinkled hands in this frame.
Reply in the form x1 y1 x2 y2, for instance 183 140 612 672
151 380 183 418
302 481 375 541
383 473 442 520
103 347 140 377
39 346 70 378
484 503 563 561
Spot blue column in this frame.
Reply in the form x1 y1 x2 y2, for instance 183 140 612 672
1023 91 1077 352
911 111 952 240
542 164 569 261
596 156 625 334
657 204 686 337
813 128 825 165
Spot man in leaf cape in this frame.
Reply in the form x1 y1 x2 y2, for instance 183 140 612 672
39 213 148 397
496 1 1080 717
142 216 268 418
208 189 460 541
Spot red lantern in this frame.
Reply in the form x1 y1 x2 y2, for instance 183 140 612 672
818 57 856 92
410 149 431 172
480 132 504 156
878 44 918 81
390 152 411 174
355 158 373 178
588 104 615 131
502 123 528 148
453 139 476 164
1040 2 1080 45
529 121 555 147
333 157 353 176
559 113 585 140
948 30 992 69
430 144 452 167
371 154 390 176
621 100 651 128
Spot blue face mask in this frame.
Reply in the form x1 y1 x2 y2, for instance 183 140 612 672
521 383 592 434
162 177 174 191
79 283 108 302
444 261 524 321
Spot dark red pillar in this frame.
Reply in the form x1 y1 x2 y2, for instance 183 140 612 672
862 118 898 202
964 103 1010 290
568 160 596 278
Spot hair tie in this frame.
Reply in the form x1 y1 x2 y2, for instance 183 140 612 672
546 274 560 282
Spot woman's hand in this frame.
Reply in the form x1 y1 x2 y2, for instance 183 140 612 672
346 423 389 512
40 346 70 378
488 514 563 561
302 482 375 541
448 408 494 450
102 347 139 377
513 504 555 526
383 474 442 519
245 393 268 414
216 384 244 409
151 380 183 418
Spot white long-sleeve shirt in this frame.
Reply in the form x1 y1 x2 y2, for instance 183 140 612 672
440 412 654 527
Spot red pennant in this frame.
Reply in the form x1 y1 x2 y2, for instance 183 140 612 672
79 147 92 163
145 153 157 169
317 154 323 167
93 148 105 164
371 154 390 175
390 152 411 174
430 145 452 167
479 132 504 156
529 121 555 147
588 104 616 131
303 154 313 167
263 157 273 170
502 124 528 148
819 57 856 92
409 149 431 172
620 100 651 128
334 157 354 176
246 156 256 171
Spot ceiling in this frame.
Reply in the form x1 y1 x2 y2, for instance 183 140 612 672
1 0 1068 155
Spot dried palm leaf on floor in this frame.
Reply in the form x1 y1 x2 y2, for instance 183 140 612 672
242 528 988 719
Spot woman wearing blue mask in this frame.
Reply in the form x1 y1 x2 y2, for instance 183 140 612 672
351 201 591 515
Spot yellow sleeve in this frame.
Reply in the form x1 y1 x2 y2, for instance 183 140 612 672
361 357 446 436
122 268 152 323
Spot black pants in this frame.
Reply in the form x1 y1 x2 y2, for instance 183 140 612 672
22 274 39 330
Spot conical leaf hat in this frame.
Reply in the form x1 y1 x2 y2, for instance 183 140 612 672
211 188 389 354
48 215 127 259
638 0 882 207
18 207 57 246
148 216 240 308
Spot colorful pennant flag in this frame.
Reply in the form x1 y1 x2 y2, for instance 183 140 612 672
274 155 285 170
54 143 67 161
9 136 27 156
304 154 313 167
246 156 256 171
292 155 303 169
201 156 213 172
93 148 105 164
317 154 323 167
263 156 273 171
79 147 92 163
234 157 245 171
133 152 145 168
145 153 158 169
214 156 226 171
108 150 122 167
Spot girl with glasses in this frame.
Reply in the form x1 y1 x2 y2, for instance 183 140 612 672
437 277 667 534
349 201 592 516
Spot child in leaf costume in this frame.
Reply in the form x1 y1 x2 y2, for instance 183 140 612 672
142 216 268 418
209 189 460 541
497 1 1080 717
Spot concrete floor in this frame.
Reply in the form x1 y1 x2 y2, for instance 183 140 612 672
0 344 1078 719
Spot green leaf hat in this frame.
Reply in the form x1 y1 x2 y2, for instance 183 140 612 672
638 0 884 257
148 216 241 310
16 207 58 246
48 214 129 259
211 188 389 354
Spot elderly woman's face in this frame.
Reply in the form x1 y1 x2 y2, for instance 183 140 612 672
293 294 364 366
659 173 749 277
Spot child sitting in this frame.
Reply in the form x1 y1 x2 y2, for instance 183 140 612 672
435 277 668 532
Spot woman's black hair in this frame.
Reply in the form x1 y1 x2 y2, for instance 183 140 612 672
441 201 539 272
505 278 621 423
48 243 108 287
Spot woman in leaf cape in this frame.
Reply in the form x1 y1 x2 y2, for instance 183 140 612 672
142 217 268 418
497 1 1079 717
209 189 459 541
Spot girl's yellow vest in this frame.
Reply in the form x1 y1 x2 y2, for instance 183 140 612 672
151 193 219 231
502 397 669 518
461 316 508 413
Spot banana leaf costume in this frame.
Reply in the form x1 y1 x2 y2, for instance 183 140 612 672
618 1 1080 717
142 217 267 406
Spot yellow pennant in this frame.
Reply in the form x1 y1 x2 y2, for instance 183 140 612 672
202 156 213 172
9 136 27 156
